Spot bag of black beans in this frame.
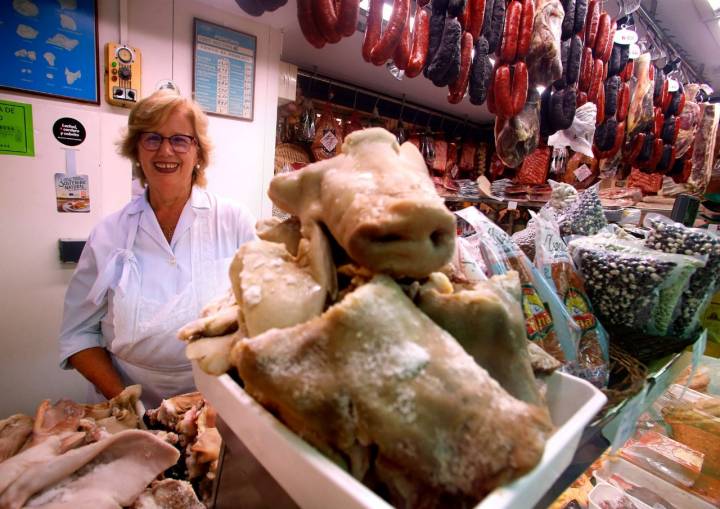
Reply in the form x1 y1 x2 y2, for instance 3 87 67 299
568 233 705 336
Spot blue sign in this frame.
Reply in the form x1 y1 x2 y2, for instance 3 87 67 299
193 19 256 120
0 0 98 103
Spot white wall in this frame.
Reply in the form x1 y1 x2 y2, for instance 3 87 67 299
0 0 280 416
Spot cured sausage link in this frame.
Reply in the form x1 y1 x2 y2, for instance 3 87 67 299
298 0 327 48
371 0 411 64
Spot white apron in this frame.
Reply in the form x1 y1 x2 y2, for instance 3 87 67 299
88 207 232 408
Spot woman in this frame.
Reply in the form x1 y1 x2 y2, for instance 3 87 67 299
59 90 256 408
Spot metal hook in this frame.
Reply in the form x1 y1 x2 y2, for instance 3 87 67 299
399 94 406 124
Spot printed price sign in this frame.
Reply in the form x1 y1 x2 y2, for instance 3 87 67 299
614 29 639 45
611 385 647 454
668 78 680 93
508 201 518 210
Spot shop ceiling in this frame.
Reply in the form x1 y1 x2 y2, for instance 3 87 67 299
195 0 720 121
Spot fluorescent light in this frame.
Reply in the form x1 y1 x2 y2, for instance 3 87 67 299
536 86 546 94
709 0 720 9
359 1 393 21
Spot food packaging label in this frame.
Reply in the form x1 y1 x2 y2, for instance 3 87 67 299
628 43 641 59
55 173 90 213
668 78 680 93
574 164 593 182
320 130 338 153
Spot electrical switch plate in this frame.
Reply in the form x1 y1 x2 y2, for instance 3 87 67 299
105 43 142 107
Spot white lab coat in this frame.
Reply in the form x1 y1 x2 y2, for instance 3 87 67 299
59 186 256 408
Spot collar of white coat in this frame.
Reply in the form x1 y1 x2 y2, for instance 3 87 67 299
126 185 211 215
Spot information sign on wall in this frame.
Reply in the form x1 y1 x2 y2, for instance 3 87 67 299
0 0 99 104
192 19 256 121
0 99 35 157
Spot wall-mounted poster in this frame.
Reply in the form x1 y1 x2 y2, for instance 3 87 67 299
193 19 256 121
0 0 99 104
0 99 34 156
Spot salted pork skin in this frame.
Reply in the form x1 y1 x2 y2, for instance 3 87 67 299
232 275 552 502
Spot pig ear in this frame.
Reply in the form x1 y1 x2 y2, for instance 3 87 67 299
268 170 305 216
398 141 429 176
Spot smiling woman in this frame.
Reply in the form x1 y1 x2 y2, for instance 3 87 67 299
58 89 257 408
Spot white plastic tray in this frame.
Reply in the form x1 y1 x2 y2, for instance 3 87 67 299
194 364 606 509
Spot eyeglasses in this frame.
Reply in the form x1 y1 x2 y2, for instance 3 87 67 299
139 132 196 153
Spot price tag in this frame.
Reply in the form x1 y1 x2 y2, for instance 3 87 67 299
508 201 518 210
611 386 647 454
628 43 641 59
574 164 593 182
709 224 719 233
614 29 639 46
668 78 680 93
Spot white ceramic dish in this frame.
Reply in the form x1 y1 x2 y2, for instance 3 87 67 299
194 365 606 509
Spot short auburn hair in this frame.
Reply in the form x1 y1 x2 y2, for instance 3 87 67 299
118 89 212 187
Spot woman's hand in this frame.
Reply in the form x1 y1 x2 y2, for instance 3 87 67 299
68 347 126 400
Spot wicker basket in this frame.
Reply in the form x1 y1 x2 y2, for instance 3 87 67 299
607 327 699 365
599 343 648 415
274 143 310 175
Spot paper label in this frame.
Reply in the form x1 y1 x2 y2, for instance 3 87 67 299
508 200 518 210
668 78 680 93
611 386 647 454
55 173 90 213
709 224 719 233
628 43 641 59
321 130 338 153
614 29 639 45
574 164 593 182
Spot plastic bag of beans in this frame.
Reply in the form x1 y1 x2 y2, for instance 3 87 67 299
568 233 705 336
643 214 720 338
560 183 608 236
456 207 581 364
534 209 609 388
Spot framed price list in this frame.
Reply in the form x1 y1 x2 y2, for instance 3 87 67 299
192 19 256 121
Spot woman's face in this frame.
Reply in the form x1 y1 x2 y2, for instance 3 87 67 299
137 106 198 196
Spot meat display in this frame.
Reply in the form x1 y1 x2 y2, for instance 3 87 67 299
233 275 552 506
182 128 557 508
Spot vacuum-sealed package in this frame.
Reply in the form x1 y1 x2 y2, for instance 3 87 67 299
644 214 720 338
568 233 705 336
534 209 609 388
456 207 580 364
560 183 608 236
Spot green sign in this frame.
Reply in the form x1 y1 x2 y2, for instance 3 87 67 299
0 100 34 157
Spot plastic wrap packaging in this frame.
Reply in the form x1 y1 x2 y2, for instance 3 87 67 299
452 235 490 283
627 54 655 139
689 104 720 195
675 94 701 159
704 290 720 344
560 183 608 236
627 168 663 195
620 430 704 489
644 214 720 338
568 233 704 336
456 206 581 364
548 102 597 158
534 209 609 388
517 147 552 185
